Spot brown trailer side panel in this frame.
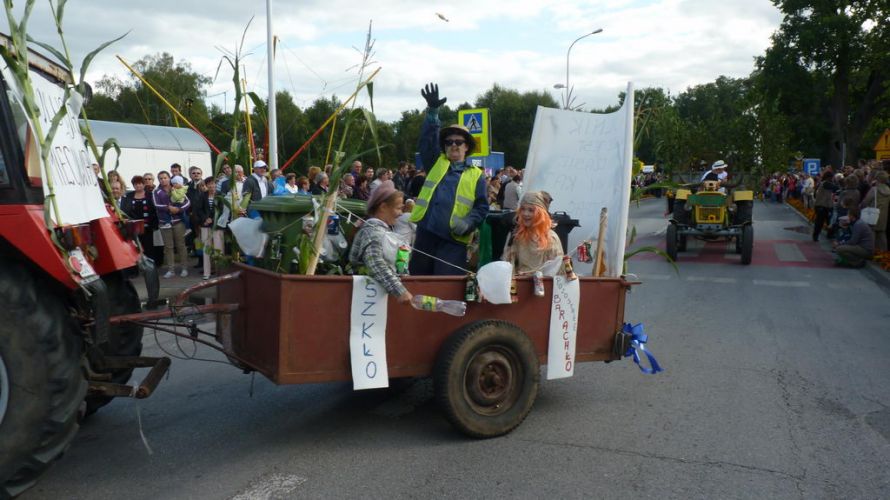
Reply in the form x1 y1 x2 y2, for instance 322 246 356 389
218 264 630 385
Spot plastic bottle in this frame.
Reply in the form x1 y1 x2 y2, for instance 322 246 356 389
533 271 545 297
410 295 467 317
464 273 478 302
395 245 410 275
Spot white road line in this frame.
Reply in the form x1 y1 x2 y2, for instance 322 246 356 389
640 274 673 280
686 276 737 283
752 280 811 287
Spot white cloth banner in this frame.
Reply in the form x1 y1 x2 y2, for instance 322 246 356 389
524 83 635 277
349 276 389 390
0 65 108 225
547 276 581 380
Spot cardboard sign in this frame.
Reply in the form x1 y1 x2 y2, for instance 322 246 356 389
546 275 580 380
524 83 635 277
349 276 389 390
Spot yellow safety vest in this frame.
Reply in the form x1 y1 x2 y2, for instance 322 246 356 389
410 154 483 244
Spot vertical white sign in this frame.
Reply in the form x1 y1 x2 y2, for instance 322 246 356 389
546 276 580 380
524 83 635 277
349 276 389 390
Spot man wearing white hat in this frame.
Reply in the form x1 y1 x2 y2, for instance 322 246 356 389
243 160 274 204
701 160 727 182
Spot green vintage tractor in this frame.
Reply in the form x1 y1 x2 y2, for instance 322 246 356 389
667 180 754 265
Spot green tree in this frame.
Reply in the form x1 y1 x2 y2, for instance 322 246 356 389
759 0 889 166
474 84 558 167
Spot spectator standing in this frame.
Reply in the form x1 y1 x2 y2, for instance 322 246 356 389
339 173 355 198
153 171 191 278
407 169 425 199
121 175 157 264
243 160 273 204
408 83 489 275
860 170 890 252
194 177 224 280
369 167 390 195
812 172 837 242
353 176 370 200
284 173 300 194
502 172 523 210
392 161 409 194
310 172 329 195
802 173 815 210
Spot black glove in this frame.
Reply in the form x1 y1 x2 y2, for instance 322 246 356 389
421 83 447 109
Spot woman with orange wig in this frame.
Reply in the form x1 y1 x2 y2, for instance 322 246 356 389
502 191 564 273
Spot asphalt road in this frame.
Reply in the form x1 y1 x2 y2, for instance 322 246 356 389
22 198 890 499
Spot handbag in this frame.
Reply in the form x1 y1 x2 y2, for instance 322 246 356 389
861 191 879 225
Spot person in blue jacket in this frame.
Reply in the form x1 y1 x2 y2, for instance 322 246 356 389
409 83 490 275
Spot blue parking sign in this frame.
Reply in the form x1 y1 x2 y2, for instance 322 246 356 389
803 159 821 176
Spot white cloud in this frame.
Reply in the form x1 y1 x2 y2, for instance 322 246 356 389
9 0 783 122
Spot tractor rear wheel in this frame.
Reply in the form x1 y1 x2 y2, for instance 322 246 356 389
0 265 86 498
740 225 754 265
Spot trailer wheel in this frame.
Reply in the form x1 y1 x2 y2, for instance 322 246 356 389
666 224 678 261
0 265 86 498
740 225 754 265
434 320 539 438
85 275 144 415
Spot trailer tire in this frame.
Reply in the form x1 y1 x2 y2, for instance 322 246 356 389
434 320 539 438
0 265 86 498
85 275 144 416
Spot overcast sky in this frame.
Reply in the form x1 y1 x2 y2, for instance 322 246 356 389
12 0 784 122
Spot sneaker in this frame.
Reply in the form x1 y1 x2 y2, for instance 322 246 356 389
163 271 175 279
202 275 210 281
180 269 188 278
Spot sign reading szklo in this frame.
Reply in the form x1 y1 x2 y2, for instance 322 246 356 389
458 108 491 157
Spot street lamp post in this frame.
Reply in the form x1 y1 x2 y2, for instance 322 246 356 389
560 28 603 110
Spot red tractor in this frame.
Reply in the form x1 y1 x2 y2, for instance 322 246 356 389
0 37 164 496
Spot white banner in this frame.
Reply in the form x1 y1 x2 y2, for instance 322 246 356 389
349 276 389 390
546 276 580 380
1 65 108 225
524 83 635 277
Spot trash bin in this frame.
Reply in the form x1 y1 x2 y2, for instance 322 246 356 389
249 195 367 273
484 210 580 262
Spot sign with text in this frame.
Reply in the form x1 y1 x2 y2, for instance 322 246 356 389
546 276 580 380
349 276 389 390
2 66 108 225
524 83 635 277
458 108 490 157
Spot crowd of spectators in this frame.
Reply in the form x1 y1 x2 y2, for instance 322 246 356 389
760 159 890 267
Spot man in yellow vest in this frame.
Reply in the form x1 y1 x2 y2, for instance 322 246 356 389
409 83 490 275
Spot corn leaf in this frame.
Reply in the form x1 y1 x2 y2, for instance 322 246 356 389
78 31 128 86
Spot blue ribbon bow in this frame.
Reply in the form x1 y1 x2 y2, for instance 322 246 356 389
623 322 663 375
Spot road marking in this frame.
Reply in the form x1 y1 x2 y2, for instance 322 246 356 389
774 243 807 262
752 280 810 287
640 274 672 280
232 473 307 500
686 276 737 283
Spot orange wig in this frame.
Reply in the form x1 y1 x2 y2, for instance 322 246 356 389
514 205 553 250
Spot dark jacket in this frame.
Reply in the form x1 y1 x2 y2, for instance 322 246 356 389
242 174 273 204
192 191 217 228
120 192 157 229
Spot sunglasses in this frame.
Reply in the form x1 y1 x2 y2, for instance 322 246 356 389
443 139 466 147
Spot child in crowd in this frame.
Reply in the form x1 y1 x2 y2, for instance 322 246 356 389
170 175 191 232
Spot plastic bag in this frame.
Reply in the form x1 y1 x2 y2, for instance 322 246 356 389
228 217 268 257
476 261 513 304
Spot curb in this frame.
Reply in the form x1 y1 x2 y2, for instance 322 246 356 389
780 202 890 289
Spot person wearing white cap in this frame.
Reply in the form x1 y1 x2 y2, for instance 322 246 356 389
701 160 727 182
243 160 274 206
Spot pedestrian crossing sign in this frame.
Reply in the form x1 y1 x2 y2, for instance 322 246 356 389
458 108 490 157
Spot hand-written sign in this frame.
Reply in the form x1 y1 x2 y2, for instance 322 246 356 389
6 67 107 225
349 276 389 390
525 84 635 277
547 275 580 380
